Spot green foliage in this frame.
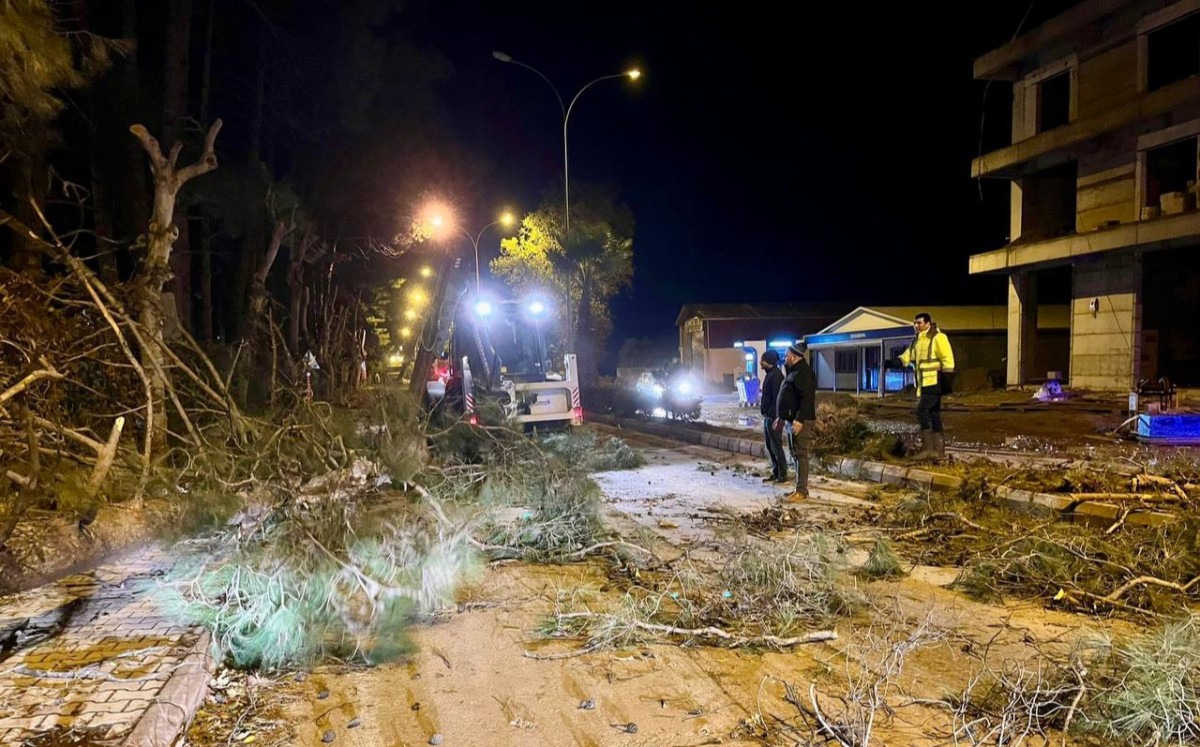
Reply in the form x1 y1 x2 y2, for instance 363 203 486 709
719 534 861 627
159 502 475 670
1099 615 1200 744
812 401 871 458
0 1 128 160
491 188 634 345
540 431 645 472
859 537 906 580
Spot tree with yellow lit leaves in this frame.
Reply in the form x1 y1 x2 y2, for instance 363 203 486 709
492 186 633 382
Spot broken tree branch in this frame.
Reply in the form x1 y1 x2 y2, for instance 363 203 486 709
0 357 63 409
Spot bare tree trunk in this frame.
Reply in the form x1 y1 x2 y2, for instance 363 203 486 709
251 219 290 318
10 159 46 274
197 218 214 339
130 119 222 452
196 0 217 340
287 230 314 356
164 0 194 335
90 155 120 285
576 268 598 384
71 0 120 285
118 0 151 252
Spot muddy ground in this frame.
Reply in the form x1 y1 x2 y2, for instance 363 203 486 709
184 428 1139 747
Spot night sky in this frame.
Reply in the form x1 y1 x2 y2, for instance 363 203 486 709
399 1 1084 349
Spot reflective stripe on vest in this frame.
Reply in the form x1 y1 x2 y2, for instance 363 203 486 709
908 333 942 390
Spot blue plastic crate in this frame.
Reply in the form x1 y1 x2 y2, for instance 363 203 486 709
1136 413 1200 444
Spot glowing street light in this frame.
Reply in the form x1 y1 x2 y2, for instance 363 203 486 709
474 300 493 317
420 266 433 278
409 289 426 306
462 212 517 292
528 300 545 315
400 326 412 338
403 309 417 320
493 51 641 348
492 51 641 237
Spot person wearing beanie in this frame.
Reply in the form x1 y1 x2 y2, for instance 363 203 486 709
759 349 787 483
773 342 816 501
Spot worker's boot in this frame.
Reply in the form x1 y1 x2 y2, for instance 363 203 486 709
912 432 940 463
784 456 809 503
931 432 946 463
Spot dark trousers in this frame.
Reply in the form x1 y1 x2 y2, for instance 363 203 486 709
786 419 815 493
916 389 943 433
763 417 787 479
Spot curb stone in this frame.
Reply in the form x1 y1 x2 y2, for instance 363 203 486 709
122 630 216 747
586 411 1175 529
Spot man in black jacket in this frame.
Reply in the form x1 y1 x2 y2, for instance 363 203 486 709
759 350 787 483
774 343 816 501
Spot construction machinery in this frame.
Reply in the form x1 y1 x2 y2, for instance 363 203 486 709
432 292 582 429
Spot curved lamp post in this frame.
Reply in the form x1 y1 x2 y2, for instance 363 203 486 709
492 51 639 236
463 212 515 292
492 51 640 345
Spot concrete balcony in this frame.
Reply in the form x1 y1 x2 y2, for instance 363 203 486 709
972 75 1200 179
969 209 1200 274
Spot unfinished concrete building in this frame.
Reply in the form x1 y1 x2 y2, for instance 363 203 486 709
972 0 1200 390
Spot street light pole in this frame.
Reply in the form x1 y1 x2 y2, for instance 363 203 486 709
492 51 639 348
463 213 515 292
563 73 632 237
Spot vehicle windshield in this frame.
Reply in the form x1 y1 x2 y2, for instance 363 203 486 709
489 302 560 380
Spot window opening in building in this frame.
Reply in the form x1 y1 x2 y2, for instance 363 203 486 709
1145 138 1198 210
1020 161 1078 241
835 350 858 374
1038 72 1070 132
1148 12 1200 91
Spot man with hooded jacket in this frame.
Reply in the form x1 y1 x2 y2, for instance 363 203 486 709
774 343 816 501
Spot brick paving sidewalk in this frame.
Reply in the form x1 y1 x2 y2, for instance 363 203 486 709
0 546 209 745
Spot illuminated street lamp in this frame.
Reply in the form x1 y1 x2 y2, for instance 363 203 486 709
493 52 640 349
400 326 412 339
492 51 641 237
420 266 433 278
463 211 516 292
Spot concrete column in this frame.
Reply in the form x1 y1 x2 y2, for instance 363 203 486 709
878 341 886 397
1070 252 1143 390
1007 271 1039 386
1010 181 1024 242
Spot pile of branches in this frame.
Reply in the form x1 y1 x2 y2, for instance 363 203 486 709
534 534 854 656
159 460 475 669
880 476 1200 616
947 614 1200 746
161 405 653 669
812 400 904 461
0 256 251 558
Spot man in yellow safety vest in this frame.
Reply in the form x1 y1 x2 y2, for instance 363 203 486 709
898 312 955 461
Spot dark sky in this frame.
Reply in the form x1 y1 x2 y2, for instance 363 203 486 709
403 1 1081 345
